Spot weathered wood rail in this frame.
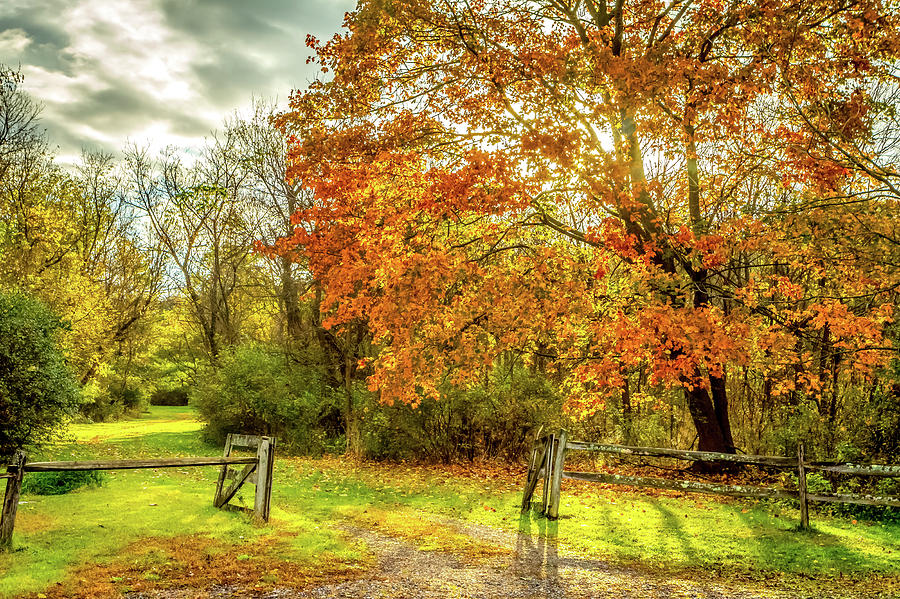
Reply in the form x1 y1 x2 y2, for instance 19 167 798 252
522 430 900 528
23 456 257 471
1 434 275 551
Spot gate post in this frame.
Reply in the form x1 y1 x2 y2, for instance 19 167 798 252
548 429 567 520
541 433 555 515
521 445 538 509
253 437 275 523
1 451 26 551
521 435 550 512
798 443 809 530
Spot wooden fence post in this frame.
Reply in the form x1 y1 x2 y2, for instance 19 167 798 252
1 451 26 551
548 429 567 520
541 433 555 515
521 436 551 512
253 437 275 523
798 443 809 530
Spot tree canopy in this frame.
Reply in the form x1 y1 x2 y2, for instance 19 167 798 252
276 0 900 453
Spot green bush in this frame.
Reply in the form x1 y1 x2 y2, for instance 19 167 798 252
361 366 562 462
21 470 104 495
80 376 146 422
829 476 900 523
781 470 833 494
0 290 79 459
195 343 338 454
806 471 833 495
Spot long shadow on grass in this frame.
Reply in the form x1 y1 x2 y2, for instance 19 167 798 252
733 507 895 576
651 503 698 562
514 510 635 578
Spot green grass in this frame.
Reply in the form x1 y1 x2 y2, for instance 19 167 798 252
50 405 209 458
0 407 361 597
2 405 899 597
278 458 900 582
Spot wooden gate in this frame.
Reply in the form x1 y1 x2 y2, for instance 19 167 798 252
1 434 276 551
520 430 567 519
214 434 276 521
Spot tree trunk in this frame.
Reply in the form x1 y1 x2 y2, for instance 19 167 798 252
684 275 735 455
280 257 303 341
683 108 735 457
619 93 737 459
710 371 735 452
344 387 361 457
684 383 729 453
311 284 364 458
621 377 633 445
341 322 367 458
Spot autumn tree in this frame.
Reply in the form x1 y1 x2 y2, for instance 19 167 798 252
278 0 900 454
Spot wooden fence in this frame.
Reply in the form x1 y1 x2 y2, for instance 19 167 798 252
1 433 275 551
522 430 900 527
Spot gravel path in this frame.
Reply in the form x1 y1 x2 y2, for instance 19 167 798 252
286 518 796 599
125 515 869 599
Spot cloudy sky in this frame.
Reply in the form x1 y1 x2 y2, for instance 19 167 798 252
0 0 355 165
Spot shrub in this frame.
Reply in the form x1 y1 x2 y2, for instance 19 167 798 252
21 470 104 495
80 376 146 422
361 366 563 462
832 477 900 523
0 291 79 459
194 343 337 454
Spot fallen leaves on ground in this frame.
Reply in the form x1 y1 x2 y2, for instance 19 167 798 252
340 506 511 563
23 533 372 599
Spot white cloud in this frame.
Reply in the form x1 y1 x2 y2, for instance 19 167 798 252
0 28 30 55
63 0 202 103
0 0 355 166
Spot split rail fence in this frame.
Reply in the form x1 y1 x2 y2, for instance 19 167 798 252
522 430 900 527
1 433 275 550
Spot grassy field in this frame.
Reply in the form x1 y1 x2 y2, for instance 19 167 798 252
1 406 899 597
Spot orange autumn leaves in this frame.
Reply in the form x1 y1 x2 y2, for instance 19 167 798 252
272 0 900 416
280 150 543 405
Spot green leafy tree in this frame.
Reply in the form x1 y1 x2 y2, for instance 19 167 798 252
0 291 79 458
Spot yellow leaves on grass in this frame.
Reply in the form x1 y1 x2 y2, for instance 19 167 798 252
342 506 510 562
